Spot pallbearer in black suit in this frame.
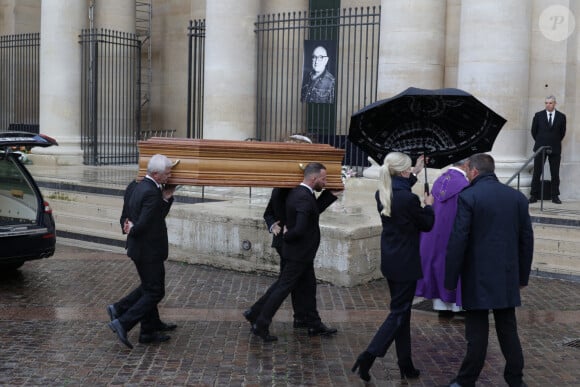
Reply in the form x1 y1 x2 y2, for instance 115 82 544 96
250 162 341 342
352 152 434 382
107 154 177 349
529 95 566 204
243 187 313 329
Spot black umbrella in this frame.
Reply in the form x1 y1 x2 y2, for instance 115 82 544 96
348 87 507 170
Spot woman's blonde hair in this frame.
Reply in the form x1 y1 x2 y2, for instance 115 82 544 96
378 152 412 217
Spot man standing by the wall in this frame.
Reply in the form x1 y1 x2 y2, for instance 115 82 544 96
529 95 566 204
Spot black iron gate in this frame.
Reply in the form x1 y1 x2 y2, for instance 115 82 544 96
187 20 205 139
0 33 40 133
79 29 141 165
255 6 381 168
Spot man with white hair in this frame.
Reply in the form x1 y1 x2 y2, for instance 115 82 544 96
107 154 176 349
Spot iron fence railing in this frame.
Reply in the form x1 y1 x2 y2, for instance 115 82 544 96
187 20 206 139
254 7 381 170
79 28 141 165
0 33 40 133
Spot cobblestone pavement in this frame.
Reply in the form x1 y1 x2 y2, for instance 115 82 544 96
1 243 579 386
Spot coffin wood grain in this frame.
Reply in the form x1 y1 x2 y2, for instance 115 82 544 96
138 138 345 189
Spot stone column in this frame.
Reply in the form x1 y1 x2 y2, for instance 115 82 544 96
365 0 446 178
457 0 531 180
203 0 260 140
94 0 135 33
377 0 446 98
444 0 461 88
34 0 86 165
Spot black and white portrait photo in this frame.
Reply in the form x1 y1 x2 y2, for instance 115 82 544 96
300 40 336 104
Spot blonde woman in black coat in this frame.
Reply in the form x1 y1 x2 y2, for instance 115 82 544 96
352 152 434 382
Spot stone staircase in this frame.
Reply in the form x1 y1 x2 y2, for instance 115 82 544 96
36 174 580 284
531 215 580 280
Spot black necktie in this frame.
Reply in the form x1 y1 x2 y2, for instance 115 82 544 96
549 113 553 126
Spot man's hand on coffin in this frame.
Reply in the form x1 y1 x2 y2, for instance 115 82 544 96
162 184 176 200
329 190 344 198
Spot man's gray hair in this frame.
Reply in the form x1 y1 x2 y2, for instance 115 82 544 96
452 158 469 167
147 154 172 174
546 95 557 103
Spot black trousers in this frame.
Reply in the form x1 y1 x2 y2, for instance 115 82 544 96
114 285 162 328
530 151 561 197
456 308 524 387
255 258 321 331
366 279 416 367
248 246 312 323
118 259 165 334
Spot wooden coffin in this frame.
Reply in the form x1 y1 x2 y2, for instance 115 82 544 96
137 138 345 189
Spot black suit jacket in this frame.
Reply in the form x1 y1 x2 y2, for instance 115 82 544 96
126 177 173 262
282 186 337 263
263 188 290 249
445 173 533 310
531 109 566 154
375 175 434 281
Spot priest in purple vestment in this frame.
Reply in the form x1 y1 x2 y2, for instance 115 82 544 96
415 159 469 316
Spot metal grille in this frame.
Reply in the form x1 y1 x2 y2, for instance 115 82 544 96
255 7 381 169
79 29 141 165
0 33 40 132
187 19 206 139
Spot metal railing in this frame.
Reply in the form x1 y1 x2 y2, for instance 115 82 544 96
79 28 141 165
505 146 552 211
254 7 380 170
187 19 206 139
0 33 40 132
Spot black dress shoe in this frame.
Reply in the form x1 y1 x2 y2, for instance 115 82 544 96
106 304 118 322
528 196 537 203
399 365 421 379
308 323 337 336
251 324 278 342
157 322 177 331
139 332 171 344
108 319 133 349
293 319 309 328
351 350 376 382
552 196 562 204
437 310 454 319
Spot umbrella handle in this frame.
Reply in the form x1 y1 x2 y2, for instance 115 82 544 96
424 182 430 195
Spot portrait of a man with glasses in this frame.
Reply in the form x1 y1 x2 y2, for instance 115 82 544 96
301 42 335 104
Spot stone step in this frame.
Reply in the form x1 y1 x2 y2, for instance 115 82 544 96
39 180 580 285
54 212 124 239
533 223 580 242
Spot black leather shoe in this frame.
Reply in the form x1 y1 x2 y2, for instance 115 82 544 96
528 196 538 203
251 324 278 342
307 323 337 336
157 322 177 331
139 332 171 344
293 319 309 328
351 351 376 382
106 304 118 322
243 309 256 326
437 310 454 319
552 196 562 204
108 319 133 349
399 365 420 379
